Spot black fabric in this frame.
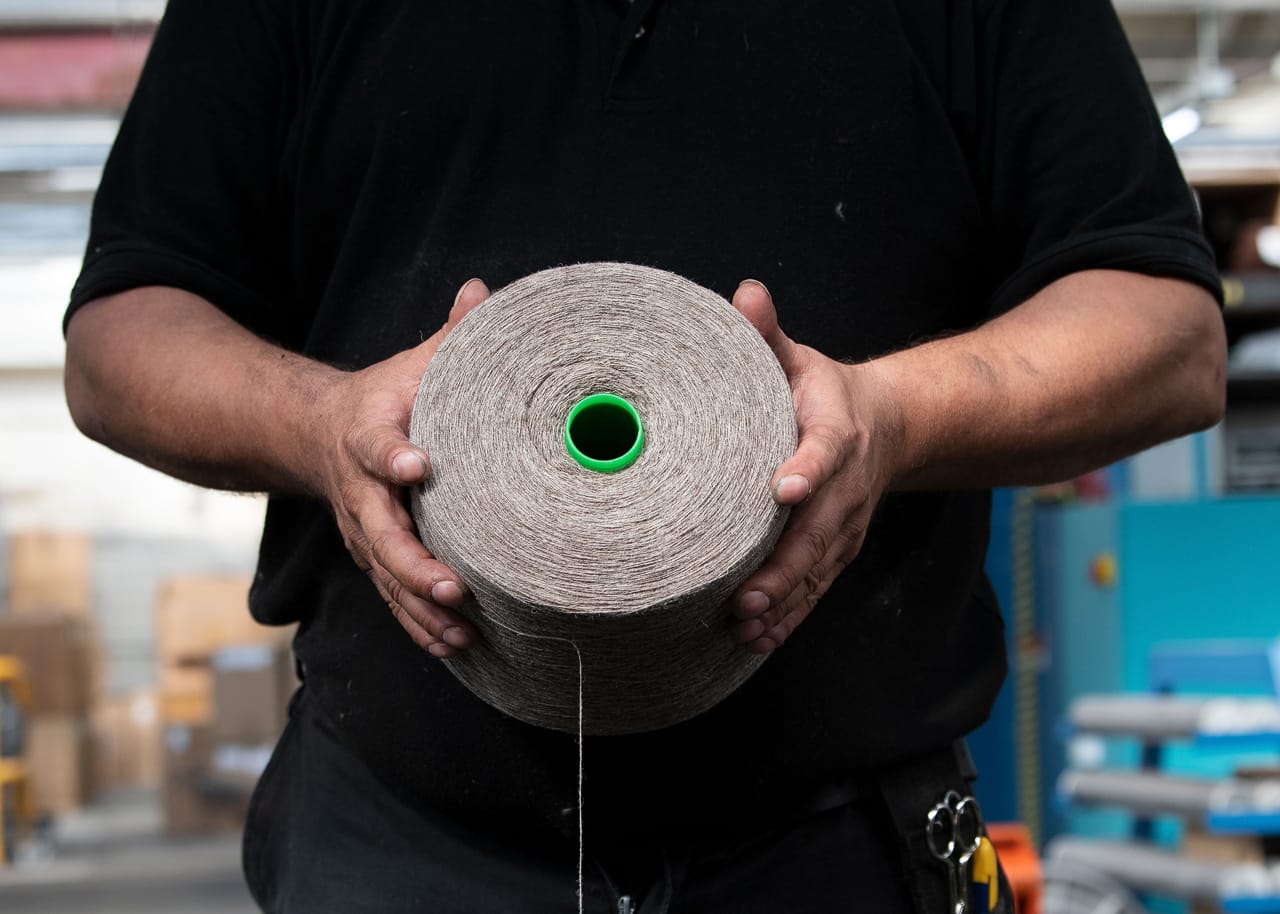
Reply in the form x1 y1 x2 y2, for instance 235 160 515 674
877 740 1005 914
71 0 1219 837
245 687 1010 913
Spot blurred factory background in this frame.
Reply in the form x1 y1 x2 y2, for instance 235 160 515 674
0 2 284 911
2 2 1280 913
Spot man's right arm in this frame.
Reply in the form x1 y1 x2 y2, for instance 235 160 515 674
65 283 487 657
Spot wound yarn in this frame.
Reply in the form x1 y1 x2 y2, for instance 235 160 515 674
409 262 796 735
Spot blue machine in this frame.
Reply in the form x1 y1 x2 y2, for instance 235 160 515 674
971 486 1280 844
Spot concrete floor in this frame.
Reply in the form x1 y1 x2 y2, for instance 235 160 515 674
0 791 256 914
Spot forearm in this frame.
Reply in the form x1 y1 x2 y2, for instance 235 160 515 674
67 279 491 657
64 286 339 496
866 270 1227 490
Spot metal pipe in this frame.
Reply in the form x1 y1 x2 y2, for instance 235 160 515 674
1059 770 1219 817
1068 695 1280 739
1047 839 1225 901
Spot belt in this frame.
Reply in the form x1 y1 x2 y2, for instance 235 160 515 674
798 739 978 820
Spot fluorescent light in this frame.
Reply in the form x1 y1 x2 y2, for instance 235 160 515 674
1162 106 1202 144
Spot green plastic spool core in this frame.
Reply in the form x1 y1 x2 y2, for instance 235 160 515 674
564 393 644 473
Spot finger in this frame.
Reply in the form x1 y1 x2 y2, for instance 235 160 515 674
732 489 861 617
345 487 473 626
732 600 785 640
731 616 767 643
362 503 471 606
730 503 861 647
769 416 852 506
447 277 491 327
397 278 493 378
368 554 473 649
373 570 461 659
347 420 433 486
342 502 471 613
741 581 822 654
733 284 857 507
747 606 804 655
731 279 802 375
732 496 838 616
731 584 789 644
376 278 493 483
746 554 850 653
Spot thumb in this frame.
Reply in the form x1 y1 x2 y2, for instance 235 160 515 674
732 279 801 375
446 277 491 329
376 278 492 484
348 417 432 487
402 278 493 374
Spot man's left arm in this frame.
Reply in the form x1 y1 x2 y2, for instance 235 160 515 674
730 269 1225 653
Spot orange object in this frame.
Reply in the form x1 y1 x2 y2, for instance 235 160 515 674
1089 552 1118 589
987 822 1043 914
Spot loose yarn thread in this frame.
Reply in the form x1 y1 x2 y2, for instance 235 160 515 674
409 262 796 736
481 611 586 914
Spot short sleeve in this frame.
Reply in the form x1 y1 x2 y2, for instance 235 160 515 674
976 0 1222 314
66 0 305 346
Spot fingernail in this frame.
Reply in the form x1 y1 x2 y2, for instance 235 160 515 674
737 278 771 297
428 642 453 658
774 474 810 503
734 619 766 642
392 451 428 482
442 626 470 649
737 590 769 616
454 277 484 306
431 580 463 605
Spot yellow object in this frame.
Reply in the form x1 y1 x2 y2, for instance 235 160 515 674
0 656 33 710
1 654 35 864
971 837 999 911
1222 276 1244 308
1089 552 1118 589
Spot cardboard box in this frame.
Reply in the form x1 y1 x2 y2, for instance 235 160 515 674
211 644 296 744
90 690 161 793
0 615 94 715
161 723 250 834
162 777 248 835
154 576 287 665
159 664 214 726
6 531 91 618
25 716 91 814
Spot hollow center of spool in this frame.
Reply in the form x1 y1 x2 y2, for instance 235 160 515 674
564 393 644 473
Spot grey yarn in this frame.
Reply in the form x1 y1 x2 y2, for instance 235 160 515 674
409 262 796 735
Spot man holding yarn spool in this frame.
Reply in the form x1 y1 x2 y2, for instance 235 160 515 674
63 1 1225 912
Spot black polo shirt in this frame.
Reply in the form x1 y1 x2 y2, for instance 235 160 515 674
69 0 1219 833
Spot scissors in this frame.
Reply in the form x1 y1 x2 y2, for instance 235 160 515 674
925 790 985 914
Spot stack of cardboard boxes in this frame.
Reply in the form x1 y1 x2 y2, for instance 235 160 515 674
1 527 294 834
90 690 161 795
155 575 295 834
0 532 97 815
0 533 296 835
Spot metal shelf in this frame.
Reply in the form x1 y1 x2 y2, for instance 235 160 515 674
1049 838 1280 912
1068 695 1280 746
1060 769 1280 834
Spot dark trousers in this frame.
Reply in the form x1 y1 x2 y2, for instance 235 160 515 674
244 690 1010 913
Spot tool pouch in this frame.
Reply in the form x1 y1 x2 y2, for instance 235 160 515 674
876 740 1013 914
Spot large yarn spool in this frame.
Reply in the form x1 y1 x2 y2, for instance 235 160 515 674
409 263 796 735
